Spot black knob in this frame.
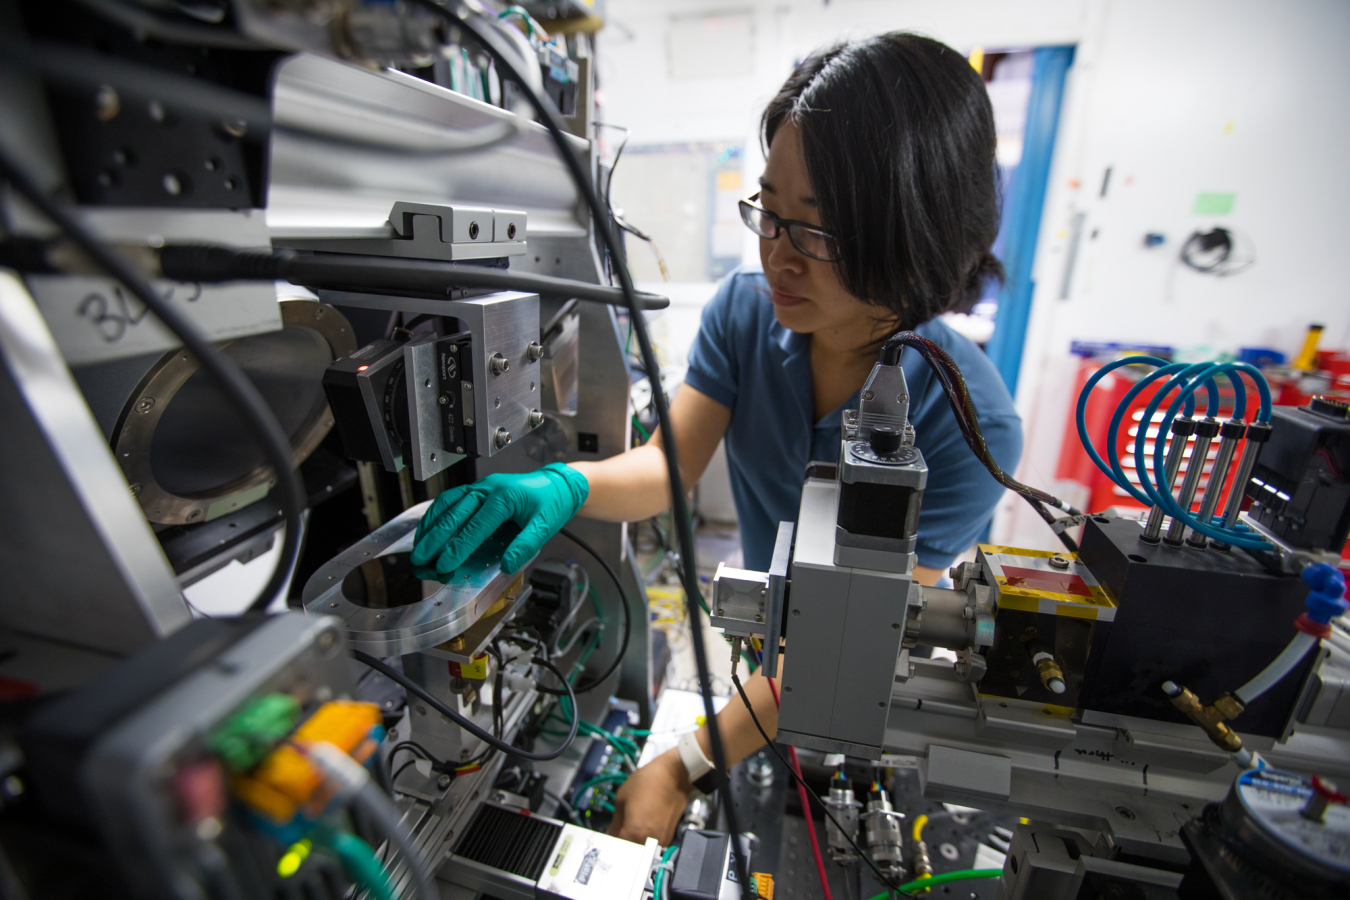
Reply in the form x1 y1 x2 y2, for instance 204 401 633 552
869 425 902 455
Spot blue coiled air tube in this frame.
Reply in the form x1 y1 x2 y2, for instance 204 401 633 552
1075 355 1272 549
1143 361 1271 548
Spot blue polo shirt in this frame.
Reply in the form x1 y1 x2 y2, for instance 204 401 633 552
683 266 1023 571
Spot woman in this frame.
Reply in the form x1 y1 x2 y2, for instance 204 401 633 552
411 32 1022 844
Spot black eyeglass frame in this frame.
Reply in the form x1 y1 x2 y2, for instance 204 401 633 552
737 192 838 262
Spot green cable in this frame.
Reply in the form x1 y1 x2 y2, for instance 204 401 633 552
653 844 677 897
632 414 651 441
865 868 1003 899
571 772 628 809
316 831 395 900
496 5 535 35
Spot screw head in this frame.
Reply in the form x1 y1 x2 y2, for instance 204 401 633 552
863 390 875 401
1049 554 1072 570
494 427 511 449
507 223 517 240
136 397 156 413
95 85 120 121
527 341 543 362
489 352 509 375
528 409 544 428
439 395 449 405
468 221 480 240
416 705 427 715
438 774 452 788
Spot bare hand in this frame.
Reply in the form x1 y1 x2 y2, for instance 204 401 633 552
607 749 691 845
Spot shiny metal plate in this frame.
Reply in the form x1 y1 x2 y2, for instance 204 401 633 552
301 500 530 656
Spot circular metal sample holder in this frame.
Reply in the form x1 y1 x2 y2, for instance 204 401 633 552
301 500 529 657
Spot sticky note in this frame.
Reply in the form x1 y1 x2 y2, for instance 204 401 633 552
1193 192 1235 215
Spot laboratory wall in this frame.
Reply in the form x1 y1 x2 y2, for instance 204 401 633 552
596 0 1350 545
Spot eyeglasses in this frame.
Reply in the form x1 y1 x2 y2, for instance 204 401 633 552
738 193 838 262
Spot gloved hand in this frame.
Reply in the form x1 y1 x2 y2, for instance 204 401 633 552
411 462 589 579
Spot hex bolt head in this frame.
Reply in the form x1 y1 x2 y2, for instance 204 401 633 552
438 774 452 789
527 341 544 362
494 427 511 449
489 352 509 375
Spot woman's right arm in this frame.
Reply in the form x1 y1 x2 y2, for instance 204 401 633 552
570 383 732 522
410 383 731 577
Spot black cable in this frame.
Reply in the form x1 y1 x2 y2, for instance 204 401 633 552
390 758 419 787
389 740 441 769
0 34 523 158
352 650 578 761
729 673 905 895
593 121 630 213
880 331 1082 522
0 144 305 614
1023 495 1079 553
557 528 631 694
405 7 749 891
154 245 670 309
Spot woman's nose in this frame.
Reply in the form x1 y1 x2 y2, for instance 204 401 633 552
763 233 806 277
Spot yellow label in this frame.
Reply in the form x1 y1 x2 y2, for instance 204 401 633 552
549 834 572 877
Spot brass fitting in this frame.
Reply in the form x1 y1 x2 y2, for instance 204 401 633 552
1161 682 1245 752
1032 652 1067 694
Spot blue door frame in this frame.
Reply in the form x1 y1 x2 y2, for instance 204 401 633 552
985 46 1076 397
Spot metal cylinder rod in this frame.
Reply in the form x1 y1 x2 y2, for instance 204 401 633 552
1212 421 1273 550
1186 420 1245 548
1144 417 1195 542
1166 418 1220 544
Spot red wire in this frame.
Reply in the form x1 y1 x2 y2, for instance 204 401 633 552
766 677 834 900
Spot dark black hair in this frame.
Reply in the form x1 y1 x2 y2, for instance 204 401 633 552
762 32 1003 327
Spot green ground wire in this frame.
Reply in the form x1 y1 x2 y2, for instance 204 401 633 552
632 414 651 441
865 868 1003 899
653 843 677 897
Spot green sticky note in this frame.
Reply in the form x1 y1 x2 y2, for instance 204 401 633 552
1193 192 1236 215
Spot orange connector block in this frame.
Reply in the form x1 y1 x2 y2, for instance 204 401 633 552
230 700 381 824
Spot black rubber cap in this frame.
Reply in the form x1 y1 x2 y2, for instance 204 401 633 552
1195 417 1221 438
869 425 902 455
1246 421 1274 442
1219 419 1247 440
1171 416 1197 436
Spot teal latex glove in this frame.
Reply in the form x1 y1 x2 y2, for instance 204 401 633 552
411 462 589 578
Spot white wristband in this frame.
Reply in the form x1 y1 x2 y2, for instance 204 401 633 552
676 731 713 784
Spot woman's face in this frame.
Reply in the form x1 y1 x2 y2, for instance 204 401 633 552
758 121 881 339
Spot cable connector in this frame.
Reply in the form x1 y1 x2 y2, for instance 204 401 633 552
301 741 372 804
1300 562 1347 631
1161 681 1245 753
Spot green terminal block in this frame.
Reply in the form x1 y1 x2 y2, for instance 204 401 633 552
209 693 302 772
